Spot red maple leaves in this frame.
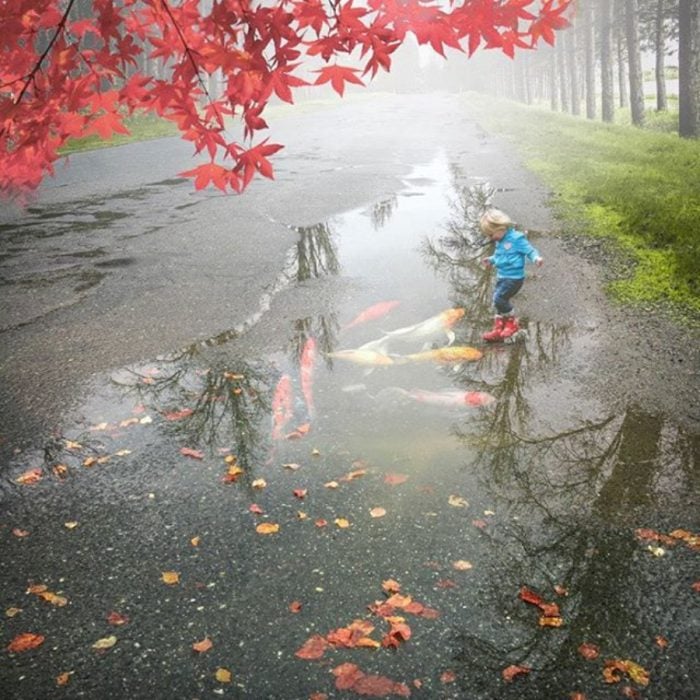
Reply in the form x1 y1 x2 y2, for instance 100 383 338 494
0 1 572 198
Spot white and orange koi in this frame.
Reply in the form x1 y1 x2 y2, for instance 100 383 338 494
342 300 400 332
360 308 465 352
326 348 395 367
271 374 294 440
300 337 316 419
389 387 496 408
398 345 483 365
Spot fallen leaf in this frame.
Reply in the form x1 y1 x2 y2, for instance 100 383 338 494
309 694 328 700
297 511 308 520
315 519 328 528
92 635 117 650
554 585 569 596
440 670 457 684
569 693 587 700
192 637 213 653
692 581 700 592
52 464 69 478
139 415 153 424
334 518 350 529
56 671 72 686
539 616 564 627
324 481 339 489
65 440 82 450
289 601 302 613
83 457 97 468
15 468 43 485
190 536 201 547
256 522 280 535
311 448 321 456
164 408 194 421
107 611 128 626
603 659 649 687
5 607 22 617
436 579 457 589
249 504 264 514
180 447 204 460
382 579 401 594
113 449 132 457
370 507 386 518
578 642 600 660
12 528 30 537
222 464 244 482
283 463 301 470
341 468 367 481
655 635 668 649
293 488 308 499
7 632 44 653
215 667 232 683
448 494 468 508
472 518 488 529
252 478 267 489
161 571 180 585
295 634 328 660
384 473 408 486
452 560 473 571
64 521 78 529
502 665 530 682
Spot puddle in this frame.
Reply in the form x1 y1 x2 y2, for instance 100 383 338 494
1 154 697 698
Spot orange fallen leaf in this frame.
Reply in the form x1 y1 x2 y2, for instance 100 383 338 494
164 408 193 421
691 581 700 592
315 519 328 528
180 447 204 460
222 464 243 483
256 522 280 535
192 637 213 653
7 632 45 653
370 507 386 518
603 659 649 687
15 468 43 485
382 579 401 594
215 667 232 683
655 635 668 649
570 693 587 700
289 601 302 613
578 643 600 660
106 611 129 626
440 670 457 684
56 672 72 686
502 665 530 682
83 457 97 468
539 616 564 627
161 571 180 585
383 473 408 486
190 536 201 547
295 634 329 660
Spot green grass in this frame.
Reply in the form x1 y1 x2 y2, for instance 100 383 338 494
58 112 178 155
462 92 700 317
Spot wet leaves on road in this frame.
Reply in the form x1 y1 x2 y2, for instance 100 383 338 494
192 637 213 653
161 571 180 585
256 522 280 535
502 664 530 682
332 662 411 697
92 635 117 650
602 659 650 687
215 667 232 683
27 584 68 607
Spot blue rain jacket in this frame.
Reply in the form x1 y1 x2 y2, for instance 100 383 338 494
486 227 542 280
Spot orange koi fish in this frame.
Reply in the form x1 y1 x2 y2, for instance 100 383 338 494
361 308 465 352
300 337 316 419
399 345 483 364
326 348 395 367
405 388 496 408
271 374 294 440
342 300 400 332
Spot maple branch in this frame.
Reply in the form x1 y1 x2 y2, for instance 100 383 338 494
13 0 77 105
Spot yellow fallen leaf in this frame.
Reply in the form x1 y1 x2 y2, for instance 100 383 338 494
452 560 473 571
311 448 321 456
64 521 78 529
324 481 339 489
224 454 238 464
92 635 117 650
65 441 82 450
162 571 180 585
5 607 22 617
256 522 280 535
190 536 201 547
252 478 267 489
448 494 469 508
334 518 350 529
538 616 564 627
83 457 97 468
297 511 308 520
215 667 232 683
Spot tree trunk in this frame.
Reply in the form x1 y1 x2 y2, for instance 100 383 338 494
625 0 646 126
550 49 560 112
679 0 700 138
617 28 629 108
600 0 615 122
584 1 597 119
558 35 570 113
654 0 668 111
567 27 581 115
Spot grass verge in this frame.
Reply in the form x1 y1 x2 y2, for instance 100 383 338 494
462 92 700 318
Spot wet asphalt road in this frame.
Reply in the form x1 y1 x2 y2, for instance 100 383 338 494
1 93 698 699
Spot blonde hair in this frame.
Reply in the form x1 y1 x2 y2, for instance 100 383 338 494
480 209 513 238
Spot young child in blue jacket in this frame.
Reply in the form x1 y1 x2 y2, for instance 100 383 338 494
480 208 543 342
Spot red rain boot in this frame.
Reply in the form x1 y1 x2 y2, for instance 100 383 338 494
500 315 520 340
482 315 505 342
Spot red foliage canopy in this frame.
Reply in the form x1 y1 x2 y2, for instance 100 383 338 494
0 0 571 197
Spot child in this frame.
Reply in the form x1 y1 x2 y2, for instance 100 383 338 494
480 209 543 342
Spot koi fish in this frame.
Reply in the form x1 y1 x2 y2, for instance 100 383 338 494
326 348 395 367
271 374 294 439
398 345 483 364
396 388 496 408
342 300 400 332
300 337 316 419
361 308 465 352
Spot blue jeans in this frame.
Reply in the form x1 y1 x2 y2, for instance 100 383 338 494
493 278 523 314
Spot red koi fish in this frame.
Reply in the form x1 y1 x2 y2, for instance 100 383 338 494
405 388 496 408
300 337 316 419
271 374 294 440
342 300 400 332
